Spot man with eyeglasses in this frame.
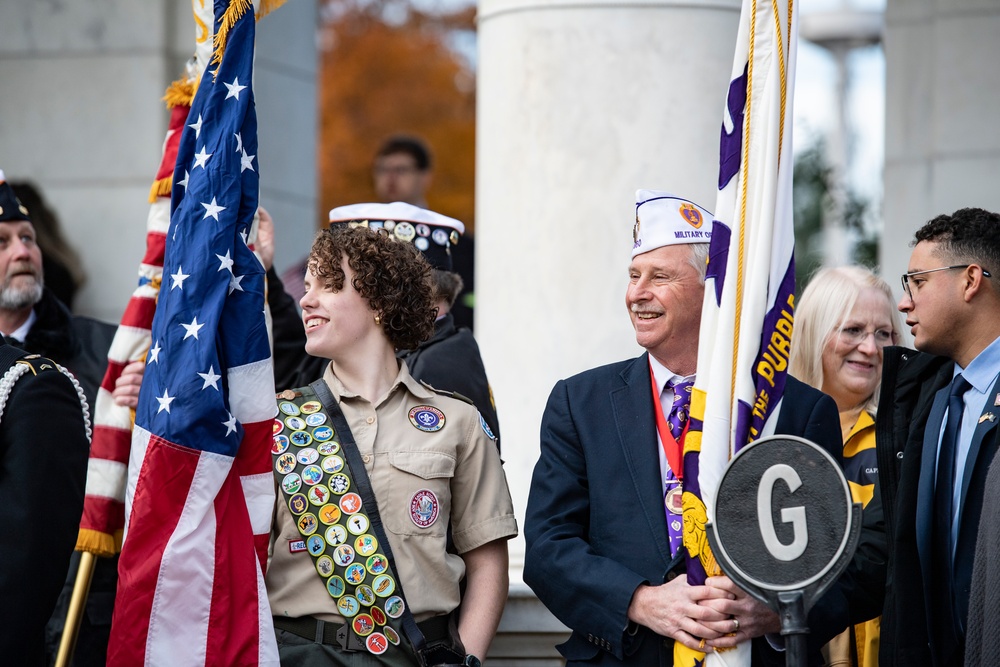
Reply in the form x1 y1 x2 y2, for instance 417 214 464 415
811 207 1000 667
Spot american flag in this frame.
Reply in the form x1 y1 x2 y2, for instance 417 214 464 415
677 0 800 666
107 2 278 665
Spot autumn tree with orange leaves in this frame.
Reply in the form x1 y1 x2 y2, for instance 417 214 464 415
318 0 477 229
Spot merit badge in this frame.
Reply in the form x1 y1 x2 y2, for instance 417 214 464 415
383 220 396 232
285 416 306 431
297 513 318 536
300 400 322 415
322 455 345 474
384 626 400 645
301 465 323 486
340 493 363 515
308 485 330 506
372 574 395 597
366 554 389 575
319 503 342 525
409 489 440 528
288 539 306 553
367 633 389 655
353 614 375 637
307 534 326 556
282 473 302 494
272 419 284 436
288 493 309 516
290 431 313 447
326 524 349 546
279 401 301 416
345 563 367 585
384 596 405 619
356 585 376 606
272 434 290 455
355 534 378 556
296 448 319 465
415 237 429 252
348 514 370 536
312 425 334 442
275 453 296 474
479 414 496 441
316 555 334 577
371 606 387 626
432 229 449 246
305 412 327 427
329 473 351 495
394 221 416 242
408 406 446 432
665 486 683 515
333 544 356 566
415 223 431 238
317 440 340 456
338 596 360 618
327 575 346 598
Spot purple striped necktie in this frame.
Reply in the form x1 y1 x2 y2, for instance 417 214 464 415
664 378 693 557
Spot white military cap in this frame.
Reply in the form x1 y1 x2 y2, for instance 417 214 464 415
631 190 713 258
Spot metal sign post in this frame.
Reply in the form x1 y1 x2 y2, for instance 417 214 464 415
706 435 861 667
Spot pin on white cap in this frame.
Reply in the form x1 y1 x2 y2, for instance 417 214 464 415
632 190 713 258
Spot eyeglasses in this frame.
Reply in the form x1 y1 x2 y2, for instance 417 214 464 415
838 326 894 348
900 264 992 300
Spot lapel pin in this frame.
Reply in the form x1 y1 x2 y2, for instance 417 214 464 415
994 393 1000 406
979 413 996 424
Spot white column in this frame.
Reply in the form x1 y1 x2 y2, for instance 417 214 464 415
476 0 740 572
881 0 1000 285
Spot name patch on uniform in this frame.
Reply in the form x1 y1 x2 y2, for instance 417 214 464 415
408 406 446 432
409 489 440 528
288 539 307 553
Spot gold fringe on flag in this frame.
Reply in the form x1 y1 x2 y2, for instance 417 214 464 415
162 76 197 109
148 176 174 203
75 527 123 559
211 0 254 69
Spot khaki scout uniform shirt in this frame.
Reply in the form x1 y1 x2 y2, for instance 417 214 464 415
266 362 518 623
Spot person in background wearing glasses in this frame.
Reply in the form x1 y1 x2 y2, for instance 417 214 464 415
810 208 1000 667
789 266 905 667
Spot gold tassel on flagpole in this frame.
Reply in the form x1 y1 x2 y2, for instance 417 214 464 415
55 551 98 667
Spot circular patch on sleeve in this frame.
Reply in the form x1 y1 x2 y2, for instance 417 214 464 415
409 489 440 528
408 406 445 432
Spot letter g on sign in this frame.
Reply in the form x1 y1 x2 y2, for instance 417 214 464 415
757 464 807 561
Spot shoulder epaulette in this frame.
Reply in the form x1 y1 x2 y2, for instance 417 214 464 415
15 354 60 375
418 380 474 406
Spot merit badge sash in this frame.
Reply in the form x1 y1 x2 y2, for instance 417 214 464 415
273 381 433 657
273 384 407 656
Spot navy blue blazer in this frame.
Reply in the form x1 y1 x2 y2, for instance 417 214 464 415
524 353 841 666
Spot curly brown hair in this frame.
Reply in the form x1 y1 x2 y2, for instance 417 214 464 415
307 226 437 350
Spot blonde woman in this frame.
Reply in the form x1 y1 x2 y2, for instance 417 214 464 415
790 265 905 667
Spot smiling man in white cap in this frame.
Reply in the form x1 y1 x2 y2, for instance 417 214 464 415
523 190 842 666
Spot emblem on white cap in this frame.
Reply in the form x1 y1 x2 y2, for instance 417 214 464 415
632 190 713 259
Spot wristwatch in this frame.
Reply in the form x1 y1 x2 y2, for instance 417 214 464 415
463 655 482 667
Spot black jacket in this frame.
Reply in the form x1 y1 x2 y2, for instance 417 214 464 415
812 346 1000 667
0 344 90 666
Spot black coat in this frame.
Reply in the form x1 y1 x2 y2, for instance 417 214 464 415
524 354 842 666
0 344 90 666
811 346 1000 667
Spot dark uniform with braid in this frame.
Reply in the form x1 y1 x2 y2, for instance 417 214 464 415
0 343 91 666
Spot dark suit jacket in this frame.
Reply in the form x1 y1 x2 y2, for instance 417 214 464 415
524 353 841 666
811 347 1000 667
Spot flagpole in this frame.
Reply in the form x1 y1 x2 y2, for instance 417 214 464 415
55 551 97 667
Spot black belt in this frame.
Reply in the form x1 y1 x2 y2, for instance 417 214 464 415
273 614 451 650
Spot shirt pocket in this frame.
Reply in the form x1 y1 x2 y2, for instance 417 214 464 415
382 450 455 537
